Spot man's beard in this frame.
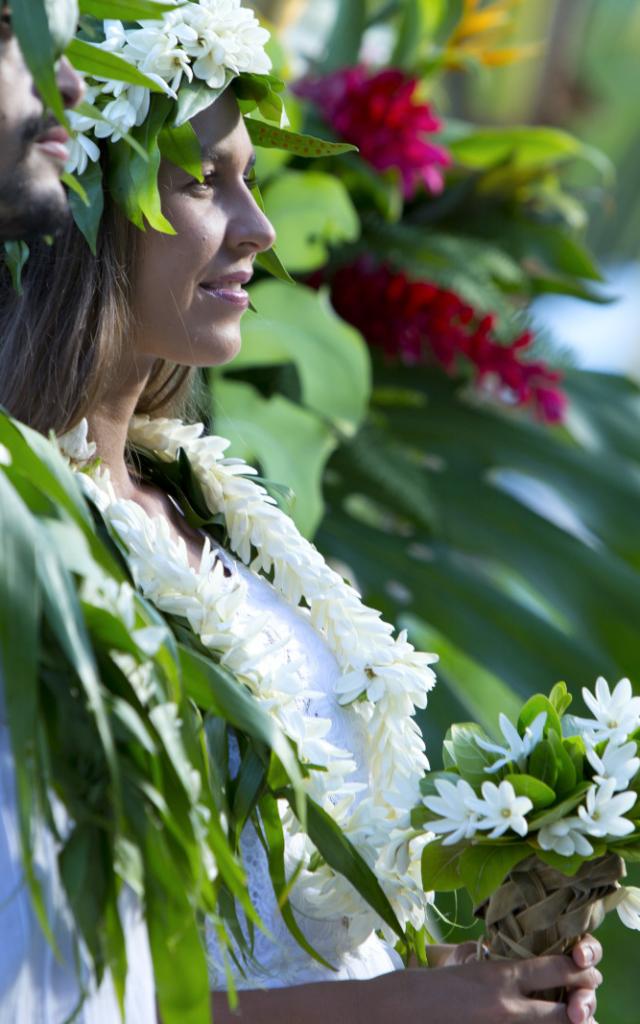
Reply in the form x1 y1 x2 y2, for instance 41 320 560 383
0 113 70 243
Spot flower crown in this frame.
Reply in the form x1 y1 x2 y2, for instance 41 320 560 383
64 0 354 260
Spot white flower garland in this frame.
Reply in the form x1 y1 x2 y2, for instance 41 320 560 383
67 0 272 174
61 415 437 935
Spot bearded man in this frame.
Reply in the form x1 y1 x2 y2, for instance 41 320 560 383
0 1 83 240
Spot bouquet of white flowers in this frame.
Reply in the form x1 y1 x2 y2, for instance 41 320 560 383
415 679 640 975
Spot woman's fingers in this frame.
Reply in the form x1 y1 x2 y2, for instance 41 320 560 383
516 955 602 995
566 987 597 1024
572 935 603 969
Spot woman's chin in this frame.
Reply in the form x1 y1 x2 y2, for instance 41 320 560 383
186 329 243 368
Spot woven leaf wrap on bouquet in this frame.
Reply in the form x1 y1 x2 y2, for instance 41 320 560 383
474 852 624 996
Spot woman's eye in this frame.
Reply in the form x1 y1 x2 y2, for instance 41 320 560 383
188 173 216 194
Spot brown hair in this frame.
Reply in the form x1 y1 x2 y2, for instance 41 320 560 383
0 197 196 434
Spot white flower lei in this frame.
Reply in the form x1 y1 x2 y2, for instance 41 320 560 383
61 415 437 935
67 0 272 174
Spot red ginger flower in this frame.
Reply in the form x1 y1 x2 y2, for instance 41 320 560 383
294 67 452 199
328 259 567 424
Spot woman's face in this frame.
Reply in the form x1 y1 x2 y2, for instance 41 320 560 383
132 90 275 369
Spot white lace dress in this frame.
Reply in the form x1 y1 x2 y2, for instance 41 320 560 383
205 553 404 990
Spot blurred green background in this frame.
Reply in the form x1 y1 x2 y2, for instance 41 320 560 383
239 3 640 1019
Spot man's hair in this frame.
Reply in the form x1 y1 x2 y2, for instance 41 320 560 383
0 197 195 434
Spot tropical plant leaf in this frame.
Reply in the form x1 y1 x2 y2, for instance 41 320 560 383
246 120 357 158
281 789 404 940
67 37 168 91
460 843 531 905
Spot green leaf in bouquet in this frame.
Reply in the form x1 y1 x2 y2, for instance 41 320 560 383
610 840 640 862
518 694 563 739
534 847 595 877
549 682 573 717
442 736 457 772
503 774 556 811
460 844 531 906
421 839 465 893
528 782 591 832
548 729 577 795
450 723 497 786
562 737 586 784
527 739 558 790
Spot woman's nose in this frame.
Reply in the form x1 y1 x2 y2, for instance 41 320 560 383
56 57 85 110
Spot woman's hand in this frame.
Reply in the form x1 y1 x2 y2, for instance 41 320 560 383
210 936 603 1024
423 934 603 1024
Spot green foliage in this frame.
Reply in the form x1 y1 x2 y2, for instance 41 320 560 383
459 844 531 905
11 0 72 124
212 281 370 535
261 171 360 273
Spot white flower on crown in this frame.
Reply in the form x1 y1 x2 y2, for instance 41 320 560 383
65 0 272 174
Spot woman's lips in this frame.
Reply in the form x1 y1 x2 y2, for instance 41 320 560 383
34 125 70 165
199 283 250 308
199 271 253 309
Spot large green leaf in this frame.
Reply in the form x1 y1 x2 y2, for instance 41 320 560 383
212 379 336 537
231 280 371 434
261 171 360 273
320 0 367 72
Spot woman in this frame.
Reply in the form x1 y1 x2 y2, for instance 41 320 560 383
0 28 603 1024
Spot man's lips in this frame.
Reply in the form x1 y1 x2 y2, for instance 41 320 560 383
34 124 70 165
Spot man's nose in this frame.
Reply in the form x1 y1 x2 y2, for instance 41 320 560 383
56 57 84 110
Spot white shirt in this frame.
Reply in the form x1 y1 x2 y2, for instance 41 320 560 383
0 677 157 1024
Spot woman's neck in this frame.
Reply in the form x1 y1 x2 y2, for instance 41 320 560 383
88 357 154 500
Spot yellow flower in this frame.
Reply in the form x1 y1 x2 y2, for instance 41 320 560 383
447 0 541 68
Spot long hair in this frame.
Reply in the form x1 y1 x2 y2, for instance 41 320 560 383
0 197 196 435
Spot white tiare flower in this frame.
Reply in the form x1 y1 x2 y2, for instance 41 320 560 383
65 130 101 176
576 677 640 743
124 23 194 92
57 418 97 465
422 778 480 846
537 817 593 857
476 711 547 774
586 737 640 793
469 780 533 839
94 86 151 142
615 886 640 930
577 778 636 838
